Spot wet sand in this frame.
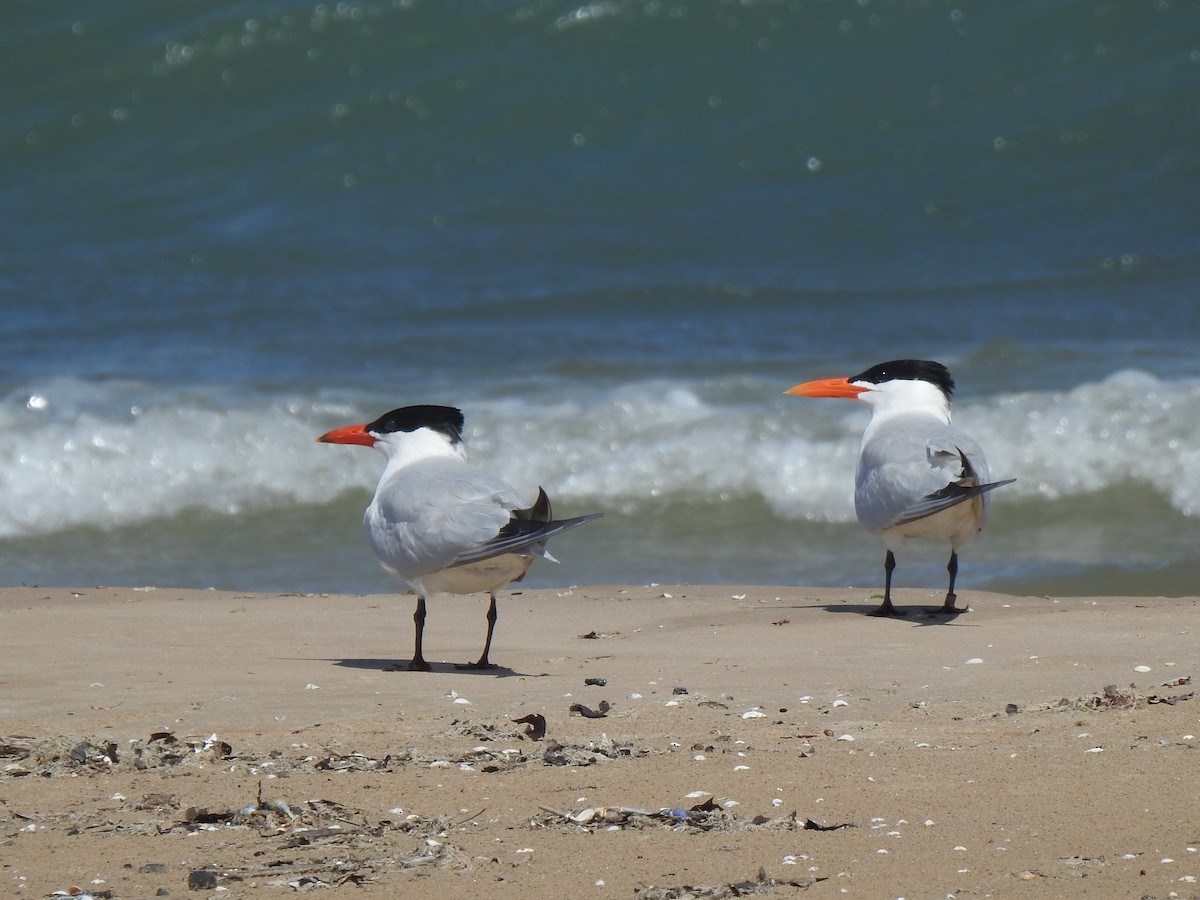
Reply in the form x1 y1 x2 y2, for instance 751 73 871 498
2 585 1198 898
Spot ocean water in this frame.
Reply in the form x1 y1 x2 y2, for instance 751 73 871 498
3 0 1199 597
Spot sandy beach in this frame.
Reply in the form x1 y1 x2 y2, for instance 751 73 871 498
2 584 1197 898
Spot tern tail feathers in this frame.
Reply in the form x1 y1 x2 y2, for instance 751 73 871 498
894 477 1016 527
450 500 603 567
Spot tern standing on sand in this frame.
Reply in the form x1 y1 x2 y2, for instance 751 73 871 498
787 360 1014 617
318 405 601 670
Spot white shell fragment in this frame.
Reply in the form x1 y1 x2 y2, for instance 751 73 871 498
1134 665 1152 673
965 658 984 665
741 708 767 719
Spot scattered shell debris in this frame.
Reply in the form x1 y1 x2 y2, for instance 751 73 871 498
533 795 853 835
1039 680 1197 713
635 865 823 898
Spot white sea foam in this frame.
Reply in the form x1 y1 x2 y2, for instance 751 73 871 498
0 369 1196 540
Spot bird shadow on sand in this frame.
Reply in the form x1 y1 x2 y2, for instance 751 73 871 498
796 601 978 625
327 657 527 677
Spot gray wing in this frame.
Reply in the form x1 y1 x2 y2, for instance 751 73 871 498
366 458 532 578
855 417 1011 533
367 461 601 579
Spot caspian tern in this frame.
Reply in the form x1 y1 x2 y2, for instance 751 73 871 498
318 405 601 670
786 360 1014 617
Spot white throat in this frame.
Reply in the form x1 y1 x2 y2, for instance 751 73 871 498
373 427 465 474
857 379 952 439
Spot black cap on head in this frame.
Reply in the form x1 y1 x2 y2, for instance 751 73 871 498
849 360 955 398
366 405 465 444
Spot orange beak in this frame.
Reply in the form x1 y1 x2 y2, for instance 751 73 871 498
316 423 376 447
784 376 869 399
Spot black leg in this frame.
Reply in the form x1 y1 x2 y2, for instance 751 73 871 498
409 595 431 670
458 593 499 670
870 550 905 617
937 550 969 613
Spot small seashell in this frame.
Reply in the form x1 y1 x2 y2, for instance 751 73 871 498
732 765 750 771
831 699 849 707
720 799 738 809
965 658 984 665
684 790 709 798
836 734 855 742
263 798 294 817
569 808 597 824
1134 665 1152 673
741 708 767 719
453 697 471 705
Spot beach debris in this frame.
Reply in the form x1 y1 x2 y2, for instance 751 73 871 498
1050 681 1195 712
636 865 822 898
533 794 852 835
542 733 635 767
569 701 611 719
512 713 547 740
187 869 220 890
